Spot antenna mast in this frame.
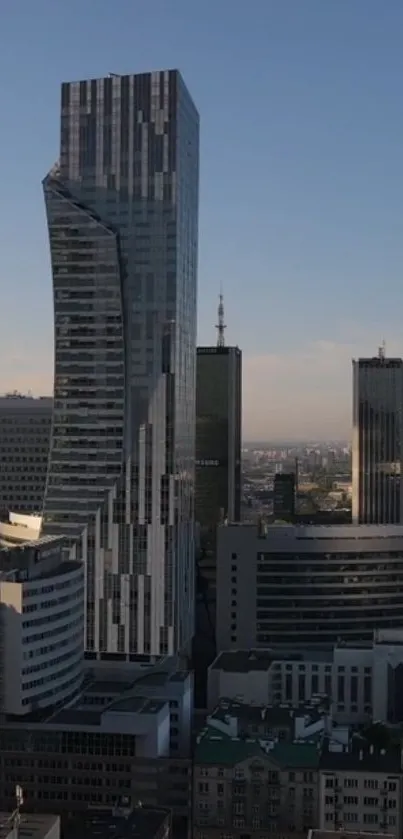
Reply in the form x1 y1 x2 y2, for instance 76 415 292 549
216 293 226 348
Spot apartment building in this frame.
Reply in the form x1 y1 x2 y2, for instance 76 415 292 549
319 745 402 836
0 394 52 515
208 631 403 725
193 702 321 839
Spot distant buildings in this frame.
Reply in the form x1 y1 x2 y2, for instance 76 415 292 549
42 70 199 657
216 523 403 650
0 394 52 515
273 472 296 520
352 349 403 524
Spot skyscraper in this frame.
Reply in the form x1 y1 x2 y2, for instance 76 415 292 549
43 70 199 657
0 394 52 515
352 348 403 524
195 297 242 545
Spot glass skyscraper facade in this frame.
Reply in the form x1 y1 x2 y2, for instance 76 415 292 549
352 352 403 524
43 70 199 657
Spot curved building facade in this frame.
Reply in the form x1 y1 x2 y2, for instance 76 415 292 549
217 524 403 649
43 70 199 657
0 534 84 714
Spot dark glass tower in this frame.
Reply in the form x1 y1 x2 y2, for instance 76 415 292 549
43 71 199 657
352 349 403 524
195 345 242 540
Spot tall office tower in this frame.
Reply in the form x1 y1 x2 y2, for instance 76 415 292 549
42 71 199 657
195 297 242 548
0 394 52 515
352 348 403 524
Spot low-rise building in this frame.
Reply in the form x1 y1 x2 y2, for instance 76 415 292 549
319 744 402 835
208 631 403 725
193 701 321 839
83 659 193 756
0 672 191 835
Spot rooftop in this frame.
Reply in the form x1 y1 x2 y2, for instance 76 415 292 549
63 807 170 839
194 727 320 769
0 813 59 839
48 695 166 727
212 696 330 730
211 648 333 672
320 742 402 774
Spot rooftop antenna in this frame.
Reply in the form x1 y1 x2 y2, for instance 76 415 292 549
216 292 226 348
378 340 386 360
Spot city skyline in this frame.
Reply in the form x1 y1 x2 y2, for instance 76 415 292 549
0 0 402 441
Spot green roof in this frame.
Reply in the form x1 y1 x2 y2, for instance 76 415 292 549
195 733 267 766
270 741 320 768
194 729 320 769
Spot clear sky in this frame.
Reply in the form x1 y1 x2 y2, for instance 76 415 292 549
0 0 402 441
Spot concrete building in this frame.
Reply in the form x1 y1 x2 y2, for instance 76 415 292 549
352 351 403 524
82 658 193 756
0 813 60 839
208 631 403 725
0 394 52 516
0 669 192 834
42 70 199 657
319 744 402 835
216 523 403 649
193 704 320 839
0 525 84 715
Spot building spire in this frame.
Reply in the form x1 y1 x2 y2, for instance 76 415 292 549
216 293 226 348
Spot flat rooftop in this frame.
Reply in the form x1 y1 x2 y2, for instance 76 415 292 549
212 696 329 730
0 813 59 839
49 695 166 727
211 648 333 672
63 807 170 839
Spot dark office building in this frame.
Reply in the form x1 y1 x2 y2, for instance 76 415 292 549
196 344 242 542
273 472 295 521
352 348 403 524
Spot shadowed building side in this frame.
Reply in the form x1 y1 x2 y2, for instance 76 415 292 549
352 349 403 524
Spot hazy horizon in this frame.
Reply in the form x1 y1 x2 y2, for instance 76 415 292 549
0 0 401 442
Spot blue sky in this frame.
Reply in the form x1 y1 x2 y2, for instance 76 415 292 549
0 0 402 440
